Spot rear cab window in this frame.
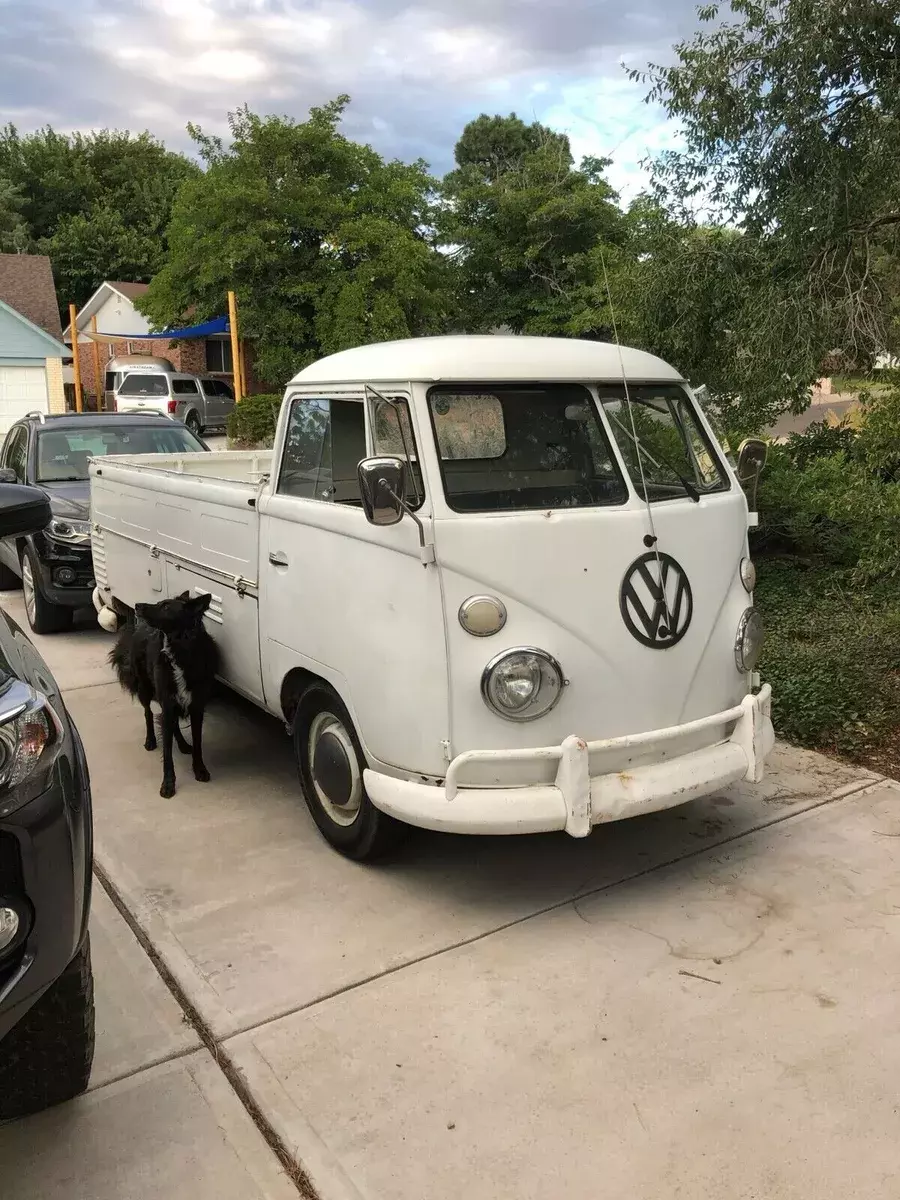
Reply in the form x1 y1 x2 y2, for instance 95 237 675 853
118 374 168 397
172 379 199 395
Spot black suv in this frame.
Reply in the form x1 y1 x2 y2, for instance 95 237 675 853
0 412 207 634
0 482 93 1120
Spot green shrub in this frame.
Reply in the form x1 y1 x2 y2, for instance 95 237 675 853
757 561 900 763
226 393 282 448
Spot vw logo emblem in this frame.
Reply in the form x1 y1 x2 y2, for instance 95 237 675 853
620 552 693 649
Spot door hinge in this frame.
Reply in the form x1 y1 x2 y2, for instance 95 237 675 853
441 739 451 763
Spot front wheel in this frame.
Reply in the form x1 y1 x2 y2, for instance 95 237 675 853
292 684 404 861
22 548 73 634
0 937 95 1119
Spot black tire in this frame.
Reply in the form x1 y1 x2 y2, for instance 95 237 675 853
293 683 404 861
0 558 20 590
0 937 95 1120
186 412 203 437
21 547 74 635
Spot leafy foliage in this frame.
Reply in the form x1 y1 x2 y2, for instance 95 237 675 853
0 177 29 253
637 0 900 380
141 100 452 388
226 393 282 448
758 561 900 763
0 125 198 310
441 113 625 337
613 200 823 433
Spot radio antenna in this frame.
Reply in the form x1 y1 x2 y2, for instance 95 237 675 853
599 248 674 634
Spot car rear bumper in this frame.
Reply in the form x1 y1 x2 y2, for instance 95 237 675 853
365 685 774 836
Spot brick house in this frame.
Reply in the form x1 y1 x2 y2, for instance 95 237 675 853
0 253 69 433
63 281 265 407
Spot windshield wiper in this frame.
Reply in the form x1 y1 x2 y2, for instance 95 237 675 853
607 409 700 503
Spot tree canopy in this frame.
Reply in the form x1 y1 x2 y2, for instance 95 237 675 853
636 0 900 390
0 125 199 310
441 113 626 337
139 99 451 385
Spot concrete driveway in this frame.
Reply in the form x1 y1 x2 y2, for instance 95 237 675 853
1 592 897 1200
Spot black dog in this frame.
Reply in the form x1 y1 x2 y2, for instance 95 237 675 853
109 592 219 798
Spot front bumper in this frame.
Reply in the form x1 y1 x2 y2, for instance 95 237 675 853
0 722 92 1041
31 535 95 609
365 686 774 837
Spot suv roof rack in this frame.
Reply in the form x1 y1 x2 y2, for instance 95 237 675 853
25 410 46 423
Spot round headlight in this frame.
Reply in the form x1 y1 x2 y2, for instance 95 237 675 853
481 648 564 722
735 608 764 672
740 558 756 593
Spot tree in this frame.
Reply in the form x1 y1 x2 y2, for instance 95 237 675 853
635 0 900 388
139 99 451 386
612 198 820 434
441 114 626 337
0 178 30 253
0 125 199 309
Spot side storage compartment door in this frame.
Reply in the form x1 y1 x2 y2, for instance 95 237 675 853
257 392 448 777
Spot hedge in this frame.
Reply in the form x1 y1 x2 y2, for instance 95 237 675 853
226 393 282 448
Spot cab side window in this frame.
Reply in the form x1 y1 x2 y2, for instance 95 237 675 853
277 397 366 506
3 428 28 482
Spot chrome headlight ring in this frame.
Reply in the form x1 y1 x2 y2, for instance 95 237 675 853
480 647 565 722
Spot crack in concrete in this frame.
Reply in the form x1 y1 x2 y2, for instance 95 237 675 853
93 863 320 1200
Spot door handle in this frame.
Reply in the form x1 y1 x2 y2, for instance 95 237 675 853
268 551 289 567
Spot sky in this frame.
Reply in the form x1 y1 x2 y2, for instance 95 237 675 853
1 0 706 203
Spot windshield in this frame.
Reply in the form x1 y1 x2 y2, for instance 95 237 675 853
597 384 729 501
36 425 206 482
118 374 168 396
428 384 627 513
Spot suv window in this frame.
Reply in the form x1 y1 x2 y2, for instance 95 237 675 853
201 380 222 397
173 379 199 395
218 381 234 400
118 374 168 397
278 398 366 505
3 427 27 481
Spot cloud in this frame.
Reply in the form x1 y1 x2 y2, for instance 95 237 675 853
0 0 702 189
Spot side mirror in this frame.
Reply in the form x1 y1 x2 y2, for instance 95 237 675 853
736 438 768 512
0 468 18 485
0 483 52 538
358 456 407 527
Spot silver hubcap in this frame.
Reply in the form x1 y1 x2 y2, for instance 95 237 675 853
21 557 35 623
308 712 362 827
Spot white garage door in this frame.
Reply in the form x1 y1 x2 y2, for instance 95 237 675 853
0 366 48 437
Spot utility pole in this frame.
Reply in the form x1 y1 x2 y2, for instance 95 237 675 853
90 315 103 411
227 291 243 402
69 304 83 413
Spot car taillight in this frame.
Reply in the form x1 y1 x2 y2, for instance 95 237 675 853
167 400 177 413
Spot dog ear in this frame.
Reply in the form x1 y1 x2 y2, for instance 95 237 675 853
187 592 212 614
176 591 191 601
134 603 158 627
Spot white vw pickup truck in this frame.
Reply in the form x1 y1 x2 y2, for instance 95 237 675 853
90 335 774 860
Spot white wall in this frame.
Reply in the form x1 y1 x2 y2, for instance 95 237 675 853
77 290 151 341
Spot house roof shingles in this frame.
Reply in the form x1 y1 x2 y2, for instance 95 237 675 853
109 281 149 301
0 254 63 340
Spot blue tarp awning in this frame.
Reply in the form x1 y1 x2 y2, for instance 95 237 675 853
85 315 229 342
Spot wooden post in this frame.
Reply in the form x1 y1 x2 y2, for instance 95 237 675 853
239 339 248 398
90 315 103 411
227 290 243 403
69 303 83 413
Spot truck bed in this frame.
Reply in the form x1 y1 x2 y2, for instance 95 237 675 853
90 450 271 704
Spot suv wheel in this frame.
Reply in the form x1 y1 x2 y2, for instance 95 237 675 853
22 548 73 634
0 937 95 1120
293 684 405 861
186 412 203 436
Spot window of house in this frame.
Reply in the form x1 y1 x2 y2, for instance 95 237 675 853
205 340 233 373
278 398 366 505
